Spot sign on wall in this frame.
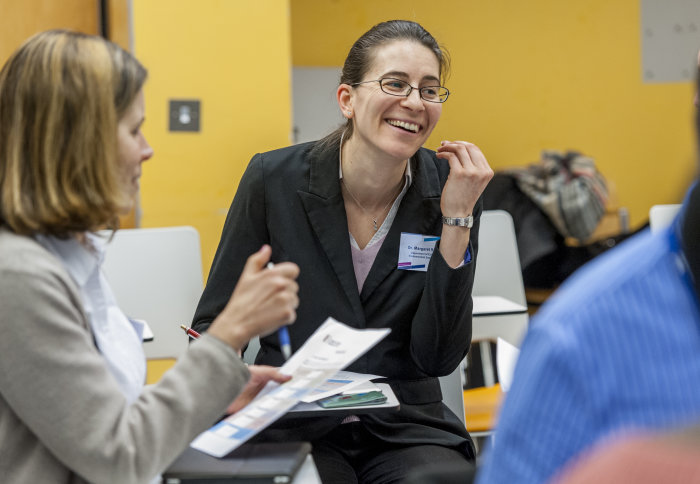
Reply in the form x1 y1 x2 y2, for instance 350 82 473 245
641 0 700 83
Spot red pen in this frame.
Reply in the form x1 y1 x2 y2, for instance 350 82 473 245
180 324 200 340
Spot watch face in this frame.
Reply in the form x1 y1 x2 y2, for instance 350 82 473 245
443 216 473 227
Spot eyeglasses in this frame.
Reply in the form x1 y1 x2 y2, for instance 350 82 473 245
351 78 450 103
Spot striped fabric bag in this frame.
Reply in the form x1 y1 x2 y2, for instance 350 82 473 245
506 150 609 242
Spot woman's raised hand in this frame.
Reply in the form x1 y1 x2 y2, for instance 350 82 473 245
208 245 300 352
435 140 494 217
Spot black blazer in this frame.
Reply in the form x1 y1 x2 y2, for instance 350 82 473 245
193 141 482 458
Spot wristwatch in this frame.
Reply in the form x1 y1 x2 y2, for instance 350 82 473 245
442 215 473 228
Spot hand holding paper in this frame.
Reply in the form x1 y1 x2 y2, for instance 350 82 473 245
191 317 390 457
225 366 292 415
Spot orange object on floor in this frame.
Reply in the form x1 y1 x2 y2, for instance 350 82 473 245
463 384 503 433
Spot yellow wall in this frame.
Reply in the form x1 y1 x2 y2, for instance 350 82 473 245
133 0 292 275
291 0 697 229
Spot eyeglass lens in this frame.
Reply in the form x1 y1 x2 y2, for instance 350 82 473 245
379 78 448 103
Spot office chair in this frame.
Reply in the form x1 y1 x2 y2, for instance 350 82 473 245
464 210 529 447
649 204 681 233
439 366 467 426
470 210 529 385
101 226 203 363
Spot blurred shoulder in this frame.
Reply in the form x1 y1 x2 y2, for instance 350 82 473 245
533 227 681 334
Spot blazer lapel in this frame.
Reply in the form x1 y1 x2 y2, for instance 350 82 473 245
360 150 443 302
297 145 366 326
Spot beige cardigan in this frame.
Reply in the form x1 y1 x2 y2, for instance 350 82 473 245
0 228 249 483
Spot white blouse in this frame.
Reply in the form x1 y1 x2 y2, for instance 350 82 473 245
35 233 146 404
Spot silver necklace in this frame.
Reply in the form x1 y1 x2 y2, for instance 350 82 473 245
339 131 402 232
341 179 397 231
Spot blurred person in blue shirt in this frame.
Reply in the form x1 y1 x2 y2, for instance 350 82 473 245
476 60 700 484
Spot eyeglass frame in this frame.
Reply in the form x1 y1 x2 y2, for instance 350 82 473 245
350 77 450 103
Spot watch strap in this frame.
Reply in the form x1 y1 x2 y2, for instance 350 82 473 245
442 215 474 228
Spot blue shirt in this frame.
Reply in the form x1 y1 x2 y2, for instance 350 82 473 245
476 212 700 483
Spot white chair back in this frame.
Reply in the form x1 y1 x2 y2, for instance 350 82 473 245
473 210 526 306
101 226 203 359
471 210 529 348
439 366 466 425
649 204 681 233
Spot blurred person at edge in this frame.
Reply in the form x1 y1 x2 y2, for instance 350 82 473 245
477 57 700 484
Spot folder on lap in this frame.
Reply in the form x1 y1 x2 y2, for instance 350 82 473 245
162 441 311 483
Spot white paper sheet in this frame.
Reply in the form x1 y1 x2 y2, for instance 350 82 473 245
341 380 381 395
190 318 390 457
496 337 520 392
300 370 383 403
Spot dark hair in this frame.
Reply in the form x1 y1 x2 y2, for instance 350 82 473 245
311 20 450 158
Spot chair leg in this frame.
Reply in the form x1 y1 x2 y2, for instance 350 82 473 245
479 341 496 387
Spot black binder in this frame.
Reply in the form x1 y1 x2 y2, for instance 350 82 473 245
162 441 312 483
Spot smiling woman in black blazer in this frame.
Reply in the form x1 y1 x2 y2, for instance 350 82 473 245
193 19 493 483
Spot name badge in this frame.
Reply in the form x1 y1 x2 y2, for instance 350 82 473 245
398 232 440 272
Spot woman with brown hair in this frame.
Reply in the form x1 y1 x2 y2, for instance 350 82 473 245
0 30 299 483
193 20 493 483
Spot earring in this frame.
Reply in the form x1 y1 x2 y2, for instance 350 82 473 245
346 110 352 116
